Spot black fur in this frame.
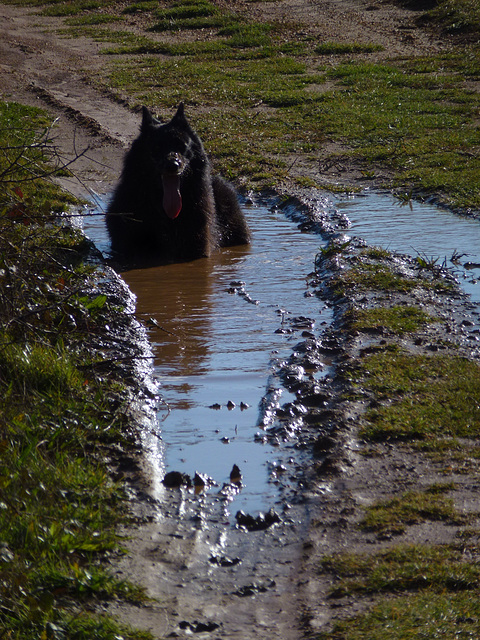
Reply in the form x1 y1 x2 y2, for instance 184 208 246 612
106 104 250 264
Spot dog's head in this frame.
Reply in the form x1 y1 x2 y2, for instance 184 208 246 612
141 103 199 220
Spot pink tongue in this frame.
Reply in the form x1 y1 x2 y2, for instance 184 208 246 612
162 174 182 219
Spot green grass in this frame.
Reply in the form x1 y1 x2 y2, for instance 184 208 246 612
349 350 480 442
317 58 480 207
322 540 478 598
429 0 480 35
317 541 480 639
315 480 480 638
315 41 383 55
0 101 152 639
150 0 238 31
346 305 437 335
5 0 479 205
359 485 468 536
333 262 420 294
317 591 480 639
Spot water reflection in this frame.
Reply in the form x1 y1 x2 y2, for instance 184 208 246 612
114 202 331 514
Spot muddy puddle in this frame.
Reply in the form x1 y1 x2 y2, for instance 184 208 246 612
84 196 333 518
83 190 480 520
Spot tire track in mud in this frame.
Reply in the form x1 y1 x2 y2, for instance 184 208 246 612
0 7 343 636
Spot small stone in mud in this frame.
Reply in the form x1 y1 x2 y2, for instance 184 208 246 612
235 508 281 531
270 462 287 477
193 472 216 491
234 580 276 597
209 554 241 567
179 620 220 633
230 464 242 484
163 471 192 488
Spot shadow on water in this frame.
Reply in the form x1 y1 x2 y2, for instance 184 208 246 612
83 190 480 518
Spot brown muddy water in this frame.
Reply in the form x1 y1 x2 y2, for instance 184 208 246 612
83 191 480 518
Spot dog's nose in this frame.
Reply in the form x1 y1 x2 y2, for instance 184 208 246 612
165 152 183 173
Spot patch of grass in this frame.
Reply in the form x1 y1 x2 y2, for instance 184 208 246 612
333 262 419 295
219 22 274 48
429 0 480 36
350 350 480 442
361 247 392 260
20 0 478 203
150 0 236 32
316 591 480 640
318 57 480 207
0 101 76 212
41 0 104 16
322 541 478 598
359 485 468 536
6 0 480 202
315 41 383 55
346 305 437 335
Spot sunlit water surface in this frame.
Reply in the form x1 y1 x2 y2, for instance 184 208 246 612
84 199 331 514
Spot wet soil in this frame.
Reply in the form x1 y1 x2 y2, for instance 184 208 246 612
1 2 480 638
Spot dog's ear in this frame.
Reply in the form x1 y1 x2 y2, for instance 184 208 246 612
141 106 155 131
172 102 188 124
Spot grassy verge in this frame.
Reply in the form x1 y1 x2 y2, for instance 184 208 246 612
350 349 480 442
3 0 480 208
0 102 153 639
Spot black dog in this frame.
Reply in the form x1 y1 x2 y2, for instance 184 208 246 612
106 104 250 263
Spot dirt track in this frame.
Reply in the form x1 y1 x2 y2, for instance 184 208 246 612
1 2 479 639
0 0 446 197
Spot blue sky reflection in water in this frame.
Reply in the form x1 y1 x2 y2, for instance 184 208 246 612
83 191 480 517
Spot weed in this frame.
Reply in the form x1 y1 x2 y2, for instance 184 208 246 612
322 540 478 598
0 101 152 639
315 238 352 269
332 262 419 295
359 486 468 536
316 591 480 639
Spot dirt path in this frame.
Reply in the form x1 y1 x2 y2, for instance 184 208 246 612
2 2 475 639
0 0 445 196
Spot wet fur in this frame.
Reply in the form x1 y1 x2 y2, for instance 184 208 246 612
106 104 250 264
